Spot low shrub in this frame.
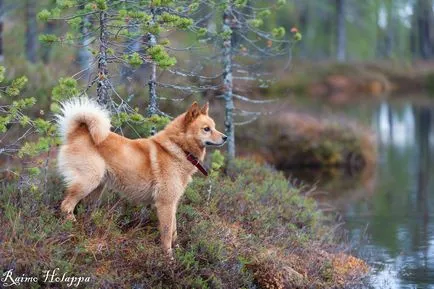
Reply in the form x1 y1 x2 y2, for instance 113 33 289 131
0 154 368 288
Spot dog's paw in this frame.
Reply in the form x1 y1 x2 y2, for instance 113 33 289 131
64 213 77 222
165 248 175 263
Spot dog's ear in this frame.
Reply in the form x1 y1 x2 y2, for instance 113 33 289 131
185 102 201 125
201 102 209 115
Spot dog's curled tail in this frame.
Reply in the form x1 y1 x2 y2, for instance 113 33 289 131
56 97 111 145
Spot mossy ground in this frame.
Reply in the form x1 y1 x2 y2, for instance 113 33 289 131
0 158 368 288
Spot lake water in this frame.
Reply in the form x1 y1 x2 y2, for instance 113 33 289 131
290 100 434 289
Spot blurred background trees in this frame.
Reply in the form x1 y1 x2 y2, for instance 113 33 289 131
1 0 431 73
1 0 434 158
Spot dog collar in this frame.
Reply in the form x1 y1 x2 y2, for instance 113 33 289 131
185 151 208 177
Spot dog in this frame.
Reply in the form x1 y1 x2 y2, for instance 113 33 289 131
56 98 227 254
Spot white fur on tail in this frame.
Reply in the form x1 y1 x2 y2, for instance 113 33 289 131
56 97 111 145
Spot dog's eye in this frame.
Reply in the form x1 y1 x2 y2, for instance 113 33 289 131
203 127 211 132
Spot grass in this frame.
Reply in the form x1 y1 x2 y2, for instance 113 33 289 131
0 157 368 288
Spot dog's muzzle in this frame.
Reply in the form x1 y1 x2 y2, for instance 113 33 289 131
205 135 227 147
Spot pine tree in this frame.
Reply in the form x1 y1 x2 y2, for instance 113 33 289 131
37 0 197 116
206 0 299 162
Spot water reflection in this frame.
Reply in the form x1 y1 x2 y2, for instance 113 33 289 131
350 102 434 289
286 101 434 289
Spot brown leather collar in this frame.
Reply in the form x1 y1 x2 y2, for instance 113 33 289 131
185 151 208 176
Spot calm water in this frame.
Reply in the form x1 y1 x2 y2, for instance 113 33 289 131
291 100 434 289
351 101 434 289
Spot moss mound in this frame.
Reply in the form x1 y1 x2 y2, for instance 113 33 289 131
0 159 368 288
238 112 376 171
264 113 376 170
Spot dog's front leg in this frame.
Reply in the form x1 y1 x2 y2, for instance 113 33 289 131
155 201 177 256
172 213 178 246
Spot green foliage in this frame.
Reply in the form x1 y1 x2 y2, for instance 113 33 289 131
37 9 51 22
234 0 248 8
147 45 177 68
188 2 200 12
0 97 36 133
151 0 175 6
0 67 59 181
248 18 264 28
197 27 208 37
111 112 170 137
38 34 59 44
210 150 225 172
51 77 80 102
95 0 108 10
258 9 271 19
220 28 232 40
124 52 143 68
56 0 76 10
293 32 302 42
6 76 28 97
272 27 286 39
158 12 193 29
67 17 82 30
0 66 5 83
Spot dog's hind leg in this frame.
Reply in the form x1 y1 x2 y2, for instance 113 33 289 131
61 175 104 221
172 213 178 247
82 183 105 210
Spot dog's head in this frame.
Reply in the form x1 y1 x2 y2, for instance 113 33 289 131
184 102 227 147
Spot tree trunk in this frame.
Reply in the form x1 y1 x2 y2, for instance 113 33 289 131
223 4 235 161
25 0 38 63
76 4 92 78
97 11 110 106
385 1 395 58
413 0 434 59
146 8 158 116
41 20 55 63
0 0 4 62
411 1 419 57
335 0 346 62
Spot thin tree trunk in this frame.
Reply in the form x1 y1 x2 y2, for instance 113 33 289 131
0 0 4 62
421 0 434 58
76 4 92 78
411 1 419 57
25 0 37 63
146 8 158 116
223 4 235 161
336 0 346 62
97 11 109 105
385 1 395 58
41 20 54 63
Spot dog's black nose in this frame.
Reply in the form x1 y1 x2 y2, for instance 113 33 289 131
222 135 228 141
